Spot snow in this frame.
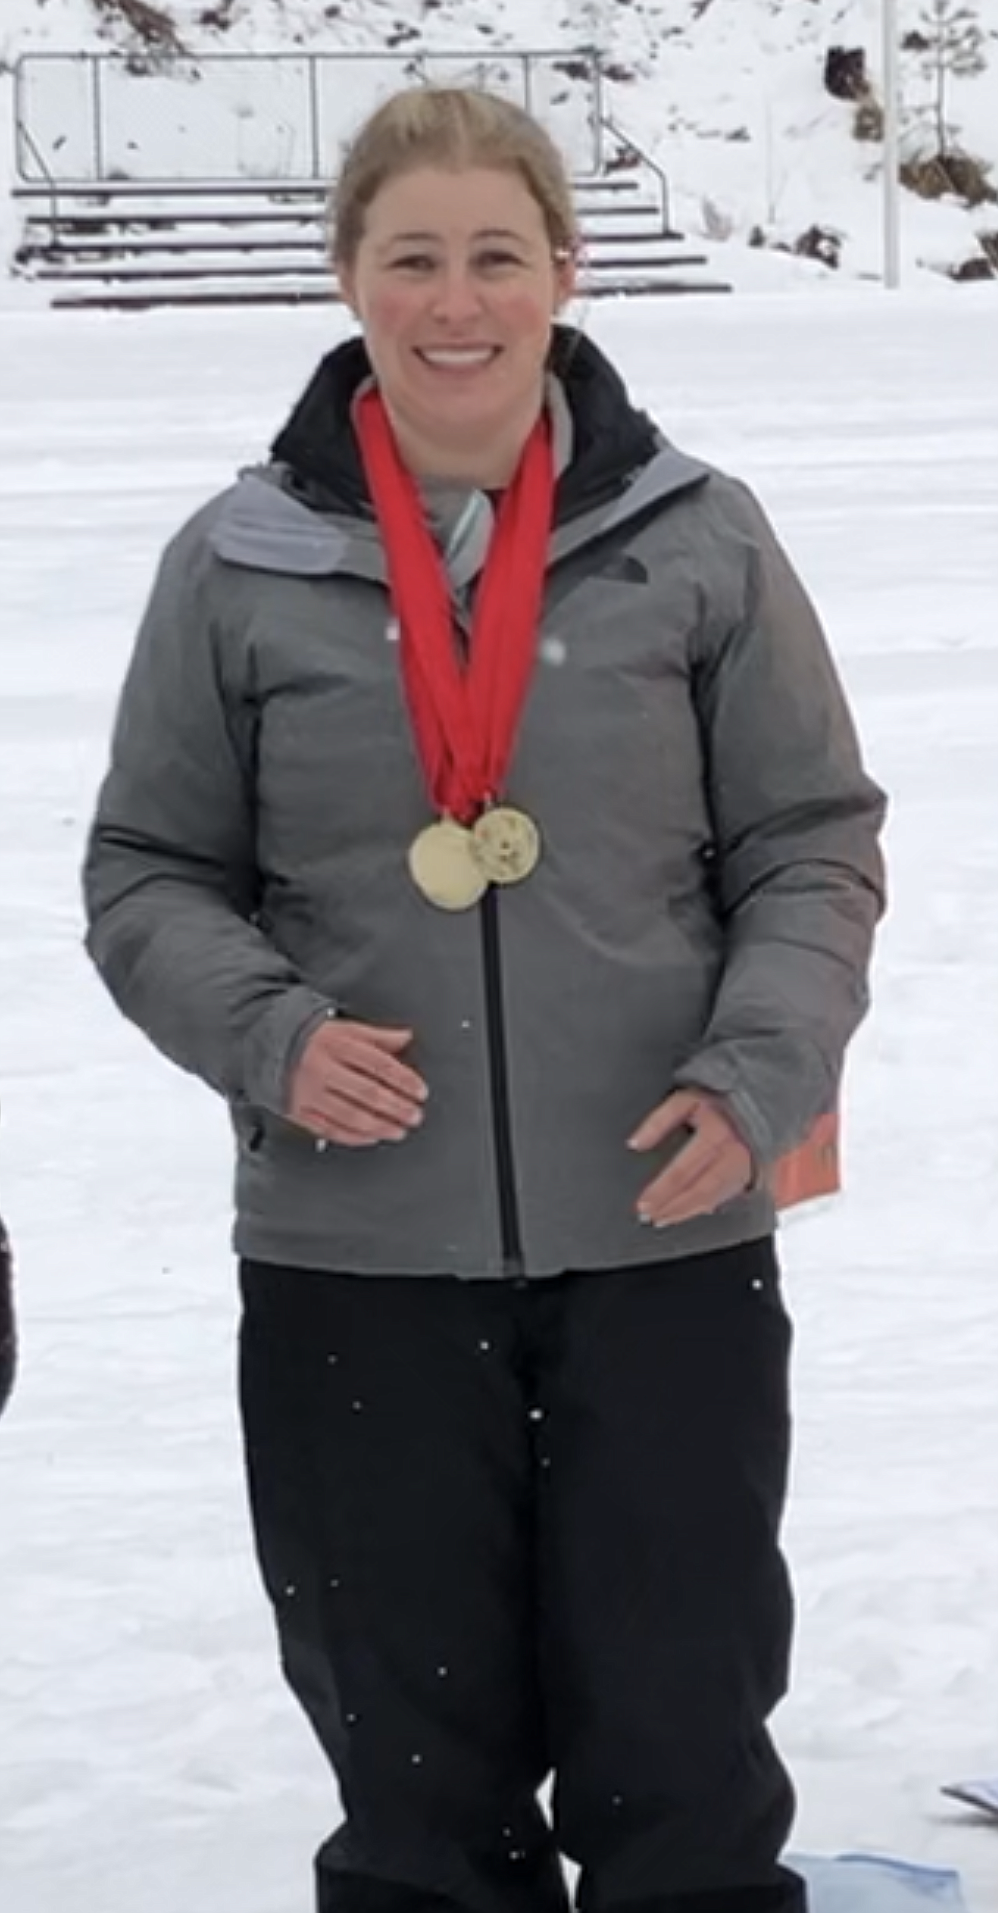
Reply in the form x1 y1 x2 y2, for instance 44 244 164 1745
0 284 997 1911
1 0 997 292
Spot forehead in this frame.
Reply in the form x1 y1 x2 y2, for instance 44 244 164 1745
362 165 547 243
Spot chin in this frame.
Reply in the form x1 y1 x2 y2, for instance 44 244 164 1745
416 393 504 430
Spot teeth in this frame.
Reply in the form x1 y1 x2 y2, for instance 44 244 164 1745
420 349 495 367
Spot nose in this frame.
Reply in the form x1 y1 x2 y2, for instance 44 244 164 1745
430 264 486 324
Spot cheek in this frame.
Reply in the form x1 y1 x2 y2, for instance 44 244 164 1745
497 290 558 342
360 288 419 346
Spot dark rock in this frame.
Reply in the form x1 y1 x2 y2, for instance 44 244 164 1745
901 152 997 206
604 149 641 172
853 98 885 143
949 255 996 281
92 0 187 54
793 224 843 269
825 46 869 102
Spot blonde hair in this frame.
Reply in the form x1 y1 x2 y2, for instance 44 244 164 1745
330 86 580 266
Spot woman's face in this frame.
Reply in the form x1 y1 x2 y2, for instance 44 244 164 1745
339 165 575 474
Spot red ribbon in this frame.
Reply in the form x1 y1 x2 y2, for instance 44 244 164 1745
354 386 555 825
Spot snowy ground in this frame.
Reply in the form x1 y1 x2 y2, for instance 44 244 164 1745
0 284 997 1913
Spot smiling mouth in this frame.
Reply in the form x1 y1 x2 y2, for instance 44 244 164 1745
416 347 501 370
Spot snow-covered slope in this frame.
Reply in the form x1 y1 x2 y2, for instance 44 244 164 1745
2 0 997 288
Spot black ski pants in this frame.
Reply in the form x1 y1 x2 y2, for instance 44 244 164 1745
238 1238 806 1913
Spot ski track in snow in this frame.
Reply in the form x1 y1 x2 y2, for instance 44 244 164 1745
0 286 997 1912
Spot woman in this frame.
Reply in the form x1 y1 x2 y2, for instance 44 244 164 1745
84 86 886 1913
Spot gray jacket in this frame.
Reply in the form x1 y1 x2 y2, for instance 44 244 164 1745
83 339 886 1278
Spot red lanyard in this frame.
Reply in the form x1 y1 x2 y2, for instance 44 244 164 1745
354 386 554 825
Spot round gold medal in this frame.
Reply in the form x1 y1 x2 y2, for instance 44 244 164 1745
409 818 488 912
472 806 542 886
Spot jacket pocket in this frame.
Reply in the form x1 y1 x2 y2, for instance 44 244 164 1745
233 1102 267 1157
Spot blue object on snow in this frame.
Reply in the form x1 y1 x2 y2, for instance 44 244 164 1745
791 1853 968 1910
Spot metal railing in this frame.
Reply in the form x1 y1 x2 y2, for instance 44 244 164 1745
12 46 606 189
12 120 62 248
599 114 675 237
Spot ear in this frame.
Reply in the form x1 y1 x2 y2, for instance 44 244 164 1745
553 248 579 311
337 259 359 316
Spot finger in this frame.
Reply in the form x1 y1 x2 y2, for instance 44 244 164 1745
651 1167 748 1227
319 1059 426 1128
642 1121 731 1205
293 1059 419 1133
627 1090 698 1153
331 1033 429 1105
361 1025 415 1052
639 1150 749 1228
354 1050 429 1104
323 1121 404 1149
290 1045 426 1136
636 1130 723 1220
296 1097 413 1147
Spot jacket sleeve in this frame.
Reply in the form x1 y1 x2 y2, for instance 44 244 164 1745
82 515 332 1112
672 479 887 1167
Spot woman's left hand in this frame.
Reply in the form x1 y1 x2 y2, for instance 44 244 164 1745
628 1089 753 1228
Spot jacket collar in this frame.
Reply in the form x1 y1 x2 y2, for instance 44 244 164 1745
210 326 711 580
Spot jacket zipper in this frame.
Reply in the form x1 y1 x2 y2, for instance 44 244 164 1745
479 885 525 1277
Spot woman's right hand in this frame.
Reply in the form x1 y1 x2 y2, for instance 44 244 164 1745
287 1019 429 1147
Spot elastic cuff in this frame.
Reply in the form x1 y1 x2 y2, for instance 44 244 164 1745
241 989 337 1115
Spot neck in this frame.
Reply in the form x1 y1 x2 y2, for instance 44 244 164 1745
383 389 546 490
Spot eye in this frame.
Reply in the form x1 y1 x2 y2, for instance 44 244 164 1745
391 253 437 274
474 249 524 273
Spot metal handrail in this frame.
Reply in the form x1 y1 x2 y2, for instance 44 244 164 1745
11 47 678 251
13 121 62 243
598 113 674 236
13 44 590 65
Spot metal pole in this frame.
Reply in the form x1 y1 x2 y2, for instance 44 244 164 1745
882 0 902 287
590 47 604 172
308 53 321 181
13 58 26 182
91 54 105 181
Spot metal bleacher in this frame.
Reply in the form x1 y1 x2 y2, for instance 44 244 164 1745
9 48 731 309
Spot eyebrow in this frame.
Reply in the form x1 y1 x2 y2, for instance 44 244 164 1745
376 227 531 251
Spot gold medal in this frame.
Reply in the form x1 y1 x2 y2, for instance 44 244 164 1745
472 806 542 886
409 818 488 912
